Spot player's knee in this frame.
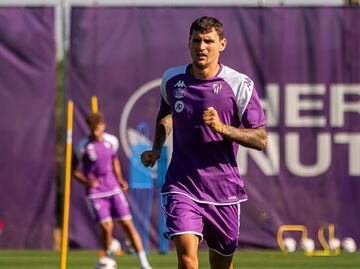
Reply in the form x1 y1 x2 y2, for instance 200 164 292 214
120 220 137 235
178 253 198 269
119 219 131 230
100 221 113 234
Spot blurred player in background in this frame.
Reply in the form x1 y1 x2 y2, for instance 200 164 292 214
73 112 152 269
141 16 267 269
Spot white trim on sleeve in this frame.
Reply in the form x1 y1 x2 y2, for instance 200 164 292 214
103 132 119 154
160 65 187 104
218 66 254 119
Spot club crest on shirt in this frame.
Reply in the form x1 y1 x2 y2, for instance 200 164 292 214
174 100 184 113
174 80 186 98
174 88 186 99
212 82 222 94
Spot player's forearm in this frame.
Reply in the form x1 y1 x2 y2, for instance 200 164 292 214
152 113 172 152
72 170 89 186
113 158 124 181
220 125 267 150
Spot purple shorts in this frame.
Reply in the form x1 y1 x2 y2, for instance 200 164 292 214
162 193 241 256
89 192 132 223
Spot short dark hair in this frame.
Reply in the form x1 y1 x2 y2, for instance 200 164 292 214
85 112 105 130
189 16 224 40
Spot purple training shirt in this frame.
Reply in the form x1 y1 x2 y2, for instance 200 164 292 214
75 133 121 198
160 63 266 205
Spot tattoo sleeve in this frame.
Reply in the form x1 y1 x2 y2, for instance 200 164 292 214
221 125 267 151
152 108 173 152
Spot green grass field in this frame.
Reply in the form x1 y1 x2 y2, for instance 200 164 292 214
0 250 359 269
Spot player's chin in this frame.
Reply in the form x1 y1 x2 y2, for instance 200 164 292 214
193 60 208 69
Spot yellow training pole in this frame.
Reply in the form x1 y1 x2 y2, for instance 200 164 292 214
60 100 73 269
91 95 98 113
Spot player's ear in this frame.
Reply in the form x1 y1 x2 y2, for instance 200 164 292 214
219 38 227 52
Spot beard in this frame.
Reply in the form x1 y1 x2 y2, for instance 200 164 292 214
193 59 209 70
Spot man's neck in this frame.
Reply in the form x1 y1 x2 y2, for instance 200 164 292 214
190 63 220 80
89 135 103 141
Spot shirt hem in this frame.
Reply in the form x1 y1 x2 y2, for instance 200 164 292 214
160 191 247 206
88 188 121 199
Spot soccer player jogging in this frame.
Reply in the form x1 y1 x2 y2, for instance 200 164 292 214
141 16 267 269
72 112 152 269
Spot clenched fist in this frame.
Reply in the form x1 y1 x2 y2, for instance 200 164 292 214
203 106 224 134
141 150 161 167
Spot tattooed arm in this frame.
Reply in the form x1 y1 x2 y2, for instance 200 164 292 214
203 106 267 151
152 110 173 152
141 103 172 167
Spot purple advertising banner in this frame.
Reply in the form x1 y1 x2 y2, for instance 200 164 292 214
69 7 360 249
0 7 56 248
